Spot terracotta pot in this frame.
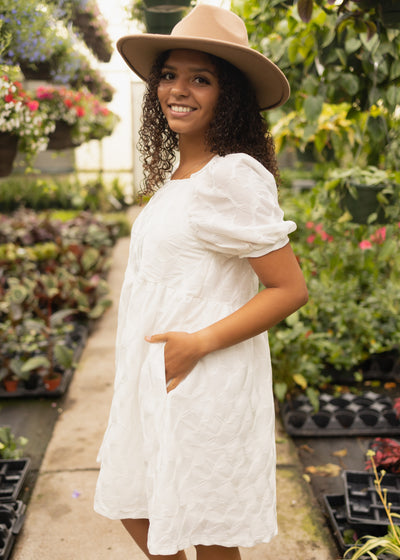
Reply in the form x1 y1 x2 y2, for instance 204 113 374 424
3 379 19 392
0 133 18 177
43 374 62 391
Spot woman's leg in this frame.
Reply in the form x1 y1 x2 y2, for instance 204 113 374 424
121 519 187 560
195 545 241 560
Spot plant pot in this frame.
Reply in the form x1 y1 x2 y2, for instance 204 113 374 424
340 183 392 224
19 60 53 81
379 1 400 28
47 121 79 151
23 372 41 391
144 8 185 33
43 374 62 392
0 133 18 177
3 379 19 393
144 0 191 9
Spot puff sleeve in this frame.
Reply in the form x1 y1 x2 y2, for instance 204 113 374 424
189 153 296 258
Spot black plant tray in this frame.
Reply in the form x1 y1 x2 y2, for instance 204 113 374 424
0 325 88 399
327 349 400 384
0 501 26 560
0 460 30 503
281 391 400 437
323 494 395 559
344 470 400 526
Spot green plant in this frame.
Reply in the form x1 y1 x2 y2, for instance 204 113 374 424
270 188 400 399
344 450 400 559
234 0 400 169
0 427 28 459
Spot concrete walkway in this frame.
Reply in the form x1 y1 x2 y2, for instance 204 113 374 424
13 207 339 560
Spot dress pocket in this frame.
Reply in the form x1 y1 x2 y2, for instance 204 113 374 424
139 342 167 400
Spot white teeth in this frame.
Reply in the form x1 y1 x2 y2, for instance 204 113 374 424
170 105 193 113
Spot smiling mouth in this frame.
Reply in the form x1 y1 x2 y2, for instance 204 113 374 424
169 105 195 113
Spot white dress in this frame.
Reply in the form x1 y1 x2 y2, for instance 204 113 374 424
94 153 296 555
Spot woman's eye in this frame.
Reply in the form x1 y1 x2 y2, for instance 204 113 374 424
194 76 210 85
160 71 174 81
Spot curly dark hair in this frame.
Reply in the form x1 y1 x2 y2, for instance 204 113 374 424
138 51 280 194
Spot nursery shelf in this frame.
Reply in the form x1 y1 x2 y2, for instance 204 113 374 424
281 391 400 437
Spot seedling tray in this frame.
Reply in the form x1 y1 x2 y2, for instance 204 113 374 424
0 501 26 560
0 460 30 503
344 470 400 526
324 494 395 559
281 391 400 437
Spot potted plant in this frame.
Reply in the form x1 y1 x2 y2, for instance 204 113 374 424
324 166 400 224
0 75 55 172
34 85 119 149
129 0 190 34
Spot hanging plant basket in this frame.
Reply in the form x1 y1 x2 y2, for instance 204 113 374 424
19 60 53 81
144 0 191 10
340 183 393 224
144 8 185 33
0 133 19 177
47 121 80 151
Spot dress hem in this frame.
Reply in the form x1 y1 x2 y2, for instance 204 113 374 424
94 504 277 555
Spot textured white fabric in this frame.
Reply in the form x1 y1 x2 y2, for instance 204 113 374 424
94 153 296 555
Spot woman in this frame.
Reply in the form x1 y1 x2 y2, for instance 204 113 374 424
94 5 308 560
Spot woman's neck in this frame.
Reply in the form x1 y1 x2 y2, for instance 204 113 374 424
172 138 215 180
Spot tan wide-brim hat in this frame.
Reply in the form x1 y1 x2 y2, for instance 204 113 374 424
117 4 290 111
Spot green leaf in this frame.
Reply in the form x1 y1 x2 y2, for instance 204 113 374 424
21 356 50 374
340 73 359 95
54 344 74 369
273 382 287 402
304 95 324 122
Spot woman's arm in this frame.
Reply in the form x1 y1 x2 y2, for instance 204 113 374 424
146 243 308 392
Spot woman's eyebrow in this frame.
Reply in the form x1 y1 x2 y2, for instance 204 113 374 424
162 64 216 76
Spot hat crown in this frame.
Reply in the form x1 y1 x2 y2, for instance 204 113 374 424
171 5 249 48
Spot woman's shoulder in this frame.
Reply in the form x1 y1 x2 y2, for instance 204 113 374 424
209 153 274 182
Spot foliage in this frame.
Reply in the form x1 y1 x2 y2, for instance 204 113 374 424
366 438 400 475
345 450 400 559
0 210 125 383
0 75 55 162
0 175 132 213
233 0 400 169
0 427 28 460
270 187 400 397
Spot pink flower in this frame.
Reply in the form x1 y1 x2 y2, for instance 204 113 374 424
5 93 14 103
75 106 85 117
315 224 323 233
306 221 314 229
370 227 386 244
359 240 372 250
27 100 39 112
307 234 316 244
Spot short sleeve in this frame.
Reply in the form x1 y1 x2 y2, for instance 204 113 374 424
188 153 296 258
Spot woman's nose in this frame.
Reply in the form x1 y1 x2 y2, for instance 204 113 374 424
170 78 189 97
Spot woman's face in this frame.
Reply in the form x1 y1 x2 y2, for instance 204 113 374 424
157 49 220 141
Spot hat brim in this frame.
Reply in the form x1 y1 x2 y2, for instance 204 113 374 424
117 34 290 111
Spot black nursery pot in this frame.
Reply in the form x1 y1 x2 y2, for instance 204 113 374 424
340 183 392 224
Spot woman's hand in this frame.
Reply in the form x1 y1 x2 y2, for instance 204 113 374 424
145 331 207 392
